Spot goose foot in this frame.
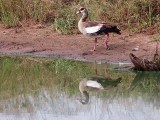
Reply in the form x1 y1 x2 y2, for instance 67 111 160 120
89 38 97 52
104 34 109 50
105 45 110 50
88 49 96 52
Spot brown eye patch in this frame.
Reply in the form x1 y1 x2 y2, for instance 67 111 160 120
80 7 85 11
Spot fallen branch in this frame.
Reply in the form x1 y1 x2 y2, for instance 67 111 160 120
129 53 160 71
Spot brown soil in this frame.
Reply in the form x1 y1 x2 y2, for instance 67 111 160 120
0 24 158 63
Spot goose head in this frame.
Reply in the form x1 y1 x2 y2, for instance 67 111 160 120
77 77 103 105
76 7 88 21
77 91 89 104
76 7 88 15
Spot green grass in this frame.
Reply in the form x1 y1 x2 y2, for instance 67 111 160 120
0 0 160 33
53 16 76 34
1 12 19 28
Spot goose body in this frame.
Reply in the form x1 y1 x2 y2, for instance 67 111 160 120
78 76 121 104
77 7 121 51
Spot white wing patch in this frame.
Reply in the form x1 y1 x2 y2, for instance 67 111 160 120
86 80 104 89
85 25 102 34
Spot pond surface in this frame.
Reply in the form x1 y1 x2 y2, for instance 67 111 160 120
0 56 160 120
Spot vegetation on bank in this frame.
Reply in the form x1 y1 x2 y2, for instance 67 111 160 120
0 0 160 34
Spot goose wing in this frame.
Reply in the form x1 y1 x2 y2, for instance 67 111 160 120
85 25 103 33
86 80 104 89
84 21 121 34
84 21 105 34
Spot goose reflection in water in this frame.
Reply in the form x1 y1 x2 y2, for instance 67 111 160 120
78 76 122 104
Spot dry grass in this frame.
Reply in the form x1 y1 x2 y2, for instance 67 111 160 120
0 0 160 33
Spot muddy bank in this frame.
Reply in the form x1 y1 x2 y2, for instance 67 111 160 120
0 24 158 64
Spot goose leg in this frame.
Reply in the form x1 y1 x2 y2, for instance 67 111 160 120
89 38 97 51
104 34 109 50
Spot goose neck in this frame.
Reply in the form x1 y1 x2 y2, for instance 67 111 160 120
81 12 88 22
80 91 89 104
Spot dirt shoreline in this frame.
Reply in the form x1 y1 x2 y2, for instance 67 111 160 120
0 24 158 64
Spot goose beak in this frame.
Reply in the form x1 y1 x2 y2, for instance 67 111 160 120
76 10 80 14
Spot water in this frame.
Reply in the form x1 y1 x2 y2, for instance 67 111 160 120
0 56 160 120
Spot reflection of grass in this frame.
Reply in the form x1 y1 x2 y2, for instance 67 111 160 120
0 57 48 99
0 56 160 109
0 57 94 99
45 59 93 95
130 71 160 102
0 56 94 112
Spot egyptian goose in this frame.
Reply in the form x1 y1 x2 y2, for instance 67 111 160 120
76 7 121 51
78 76 121 104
